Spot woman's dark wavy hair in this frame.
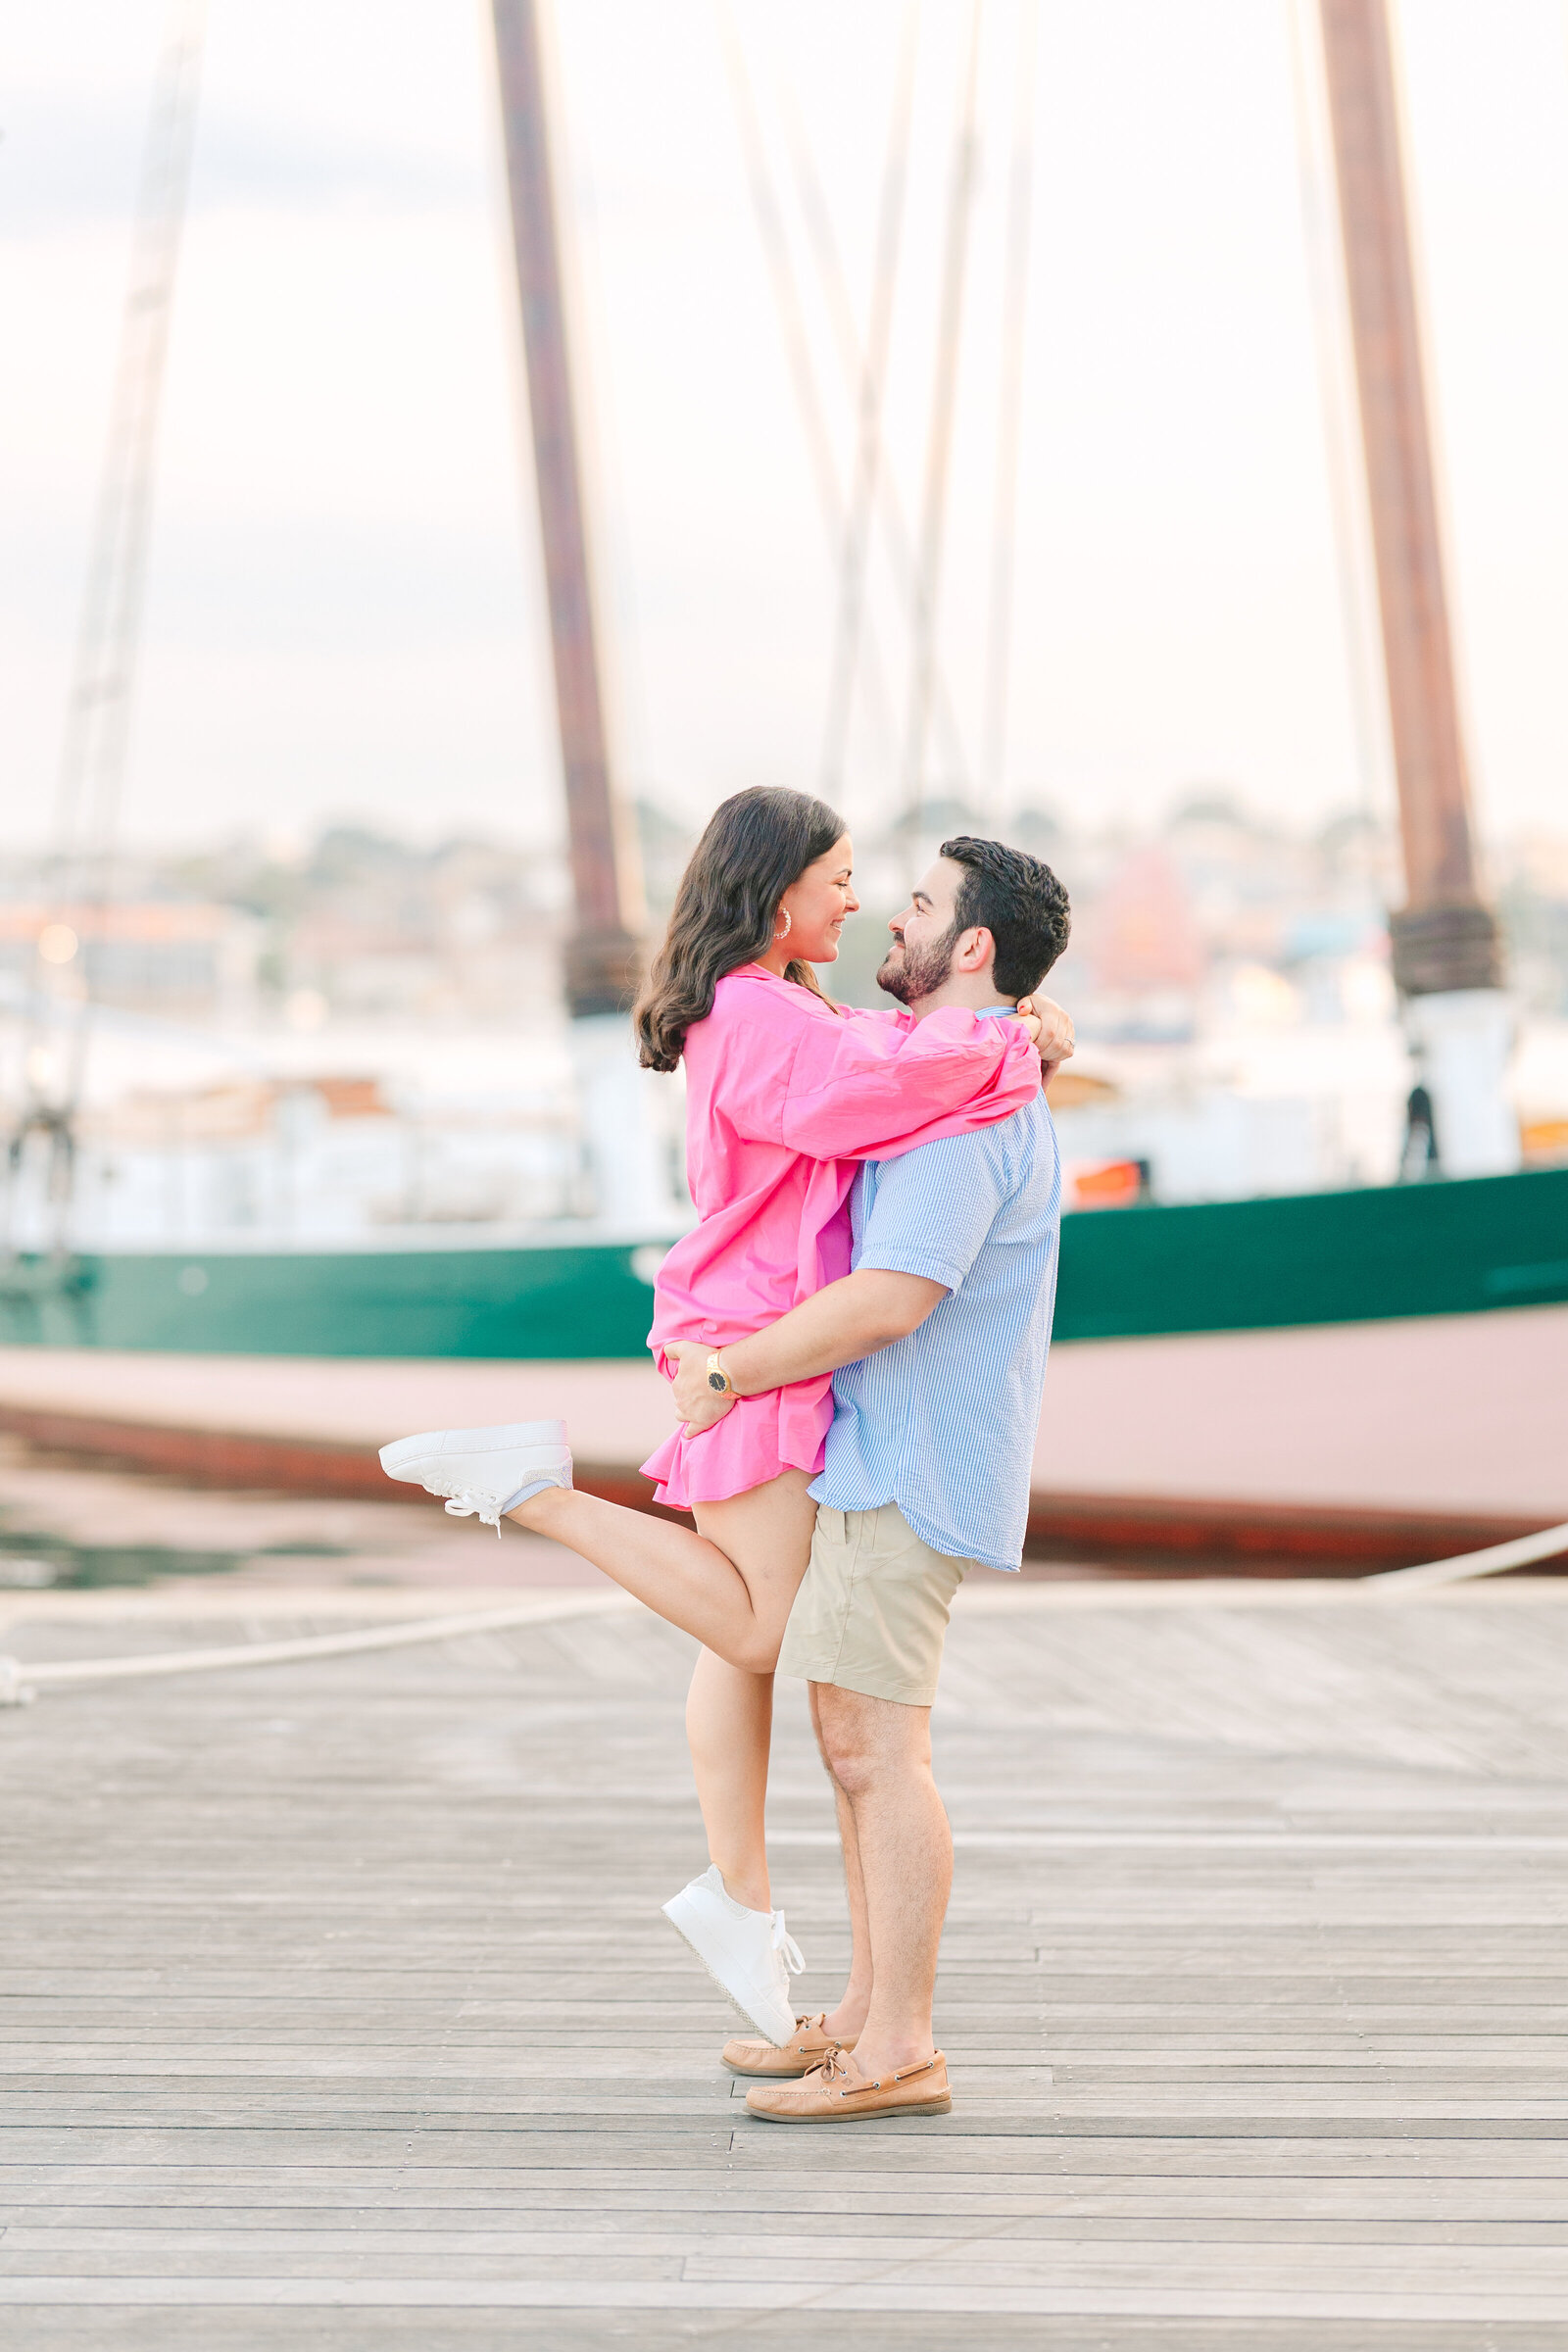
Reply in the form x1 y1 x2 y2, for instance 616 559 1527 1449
634 787 846 1071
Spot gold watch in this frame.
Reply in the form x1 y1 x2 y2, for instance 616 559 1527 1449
706 1350 736 1396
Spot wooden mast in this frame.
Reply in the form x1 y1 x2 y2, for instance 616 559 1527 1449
1315 0 1501 998
490 0 644 1018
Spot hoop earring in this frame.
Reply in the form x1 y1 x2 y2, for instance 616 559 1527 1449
773 906 792 942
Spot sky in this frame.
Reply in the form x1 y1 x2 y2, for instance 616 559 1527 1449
2 0 1566 860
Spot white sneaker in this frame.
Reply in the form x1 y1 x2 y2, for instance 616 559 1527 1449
378 1420 573 1532
662 1865 805 2045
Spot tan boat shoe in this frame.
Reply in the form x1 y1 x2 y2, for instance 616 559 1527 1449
721 2013 857 2079
746 2044 951 2122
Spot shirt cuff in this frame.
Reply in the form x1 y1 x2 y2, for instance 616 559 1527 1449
856 1250 962 1293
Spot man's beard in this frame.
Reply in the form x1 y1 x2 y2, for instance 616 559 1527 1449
877 922 956 1006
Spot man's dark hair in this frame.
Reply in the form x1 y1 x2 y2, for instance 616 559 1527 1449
940 835 1071 1000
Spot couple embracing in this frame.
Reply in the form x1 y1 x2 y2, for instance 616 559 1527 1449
382 786 1071 2123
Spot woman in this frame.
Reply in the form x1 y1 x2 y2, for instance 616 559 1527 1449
382 788 1070 2040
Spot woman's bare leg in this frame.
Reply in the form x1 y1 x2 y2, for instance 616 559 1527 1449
507 1470 816 1676
512 1475 817 1910
684 1651 774 1911
678 1480 817 1912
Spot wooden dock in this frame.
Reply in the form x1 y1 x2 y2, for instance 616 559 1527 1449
4 1574 1568 2344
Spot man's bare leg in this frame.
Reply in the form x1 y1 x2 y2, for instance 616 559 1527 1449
509 1471 816 1675
811 1685 951 2076
808 1682 874 2041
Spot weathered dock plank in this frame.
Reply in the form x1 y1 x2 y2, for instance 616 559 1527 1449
2 1580 1567 2346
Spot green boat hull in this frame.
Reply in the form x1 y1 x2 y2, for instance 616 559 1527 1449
3 1167 1564 1357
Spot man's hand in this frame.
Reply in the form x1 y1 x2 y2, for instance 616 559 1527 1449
1017 993 1074 1088
666 1271 946 1434
666 1340 738 1439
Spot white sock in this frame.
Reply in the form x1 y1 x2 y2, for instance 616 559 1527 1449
499 1475 558 1514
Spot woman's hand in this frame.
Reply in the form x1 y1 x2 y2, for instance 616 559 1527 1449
1016 994 1075 1088
666 1341 738 1439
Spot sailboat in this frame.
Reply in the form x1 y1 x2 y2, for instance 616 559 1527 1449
3 0 1564 1364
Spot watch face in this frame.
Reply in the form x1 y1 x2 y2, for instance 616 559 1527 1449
708 1372 726 1393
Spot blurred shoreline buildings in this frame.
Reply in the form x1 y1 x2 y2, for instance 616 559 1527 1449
4 796 1565 1252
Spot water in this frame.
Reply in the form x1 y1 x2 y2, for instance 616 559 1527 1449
0 1524 351 1591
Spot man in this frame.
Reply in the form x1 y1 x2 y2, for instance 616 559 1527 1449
667 834 1069 2123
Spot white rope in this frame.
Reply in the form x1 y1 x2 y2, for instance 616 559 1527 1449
4 1518 1561 1708
1368 1521 1568 1593
0 1589 639 1707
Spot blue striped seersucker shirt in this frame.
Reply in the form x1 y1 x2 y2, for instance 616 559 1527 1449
810 1013 1062 1572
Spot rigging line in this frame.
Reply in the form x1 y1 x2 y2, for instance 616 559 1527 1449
980 0 1039 824
1285 0 1391 830
780 7 945 797
8 0 206 1263
710 0 900 765
772 19 970 798
52 0 206 903
901 0 985 832
773 45 972 801
34 0 207 1123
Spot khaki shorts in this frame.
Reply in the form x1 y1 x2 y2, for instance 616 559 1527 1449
777 1503 975 1707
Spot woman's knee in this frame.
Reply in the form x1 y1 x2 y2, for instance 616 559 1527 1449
731 1627 782 1677
732 1589 797 1675
688 1630 779 1679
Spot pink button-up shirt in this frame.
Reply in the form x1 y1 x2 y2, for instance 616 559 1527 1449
640 963 1040 1509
